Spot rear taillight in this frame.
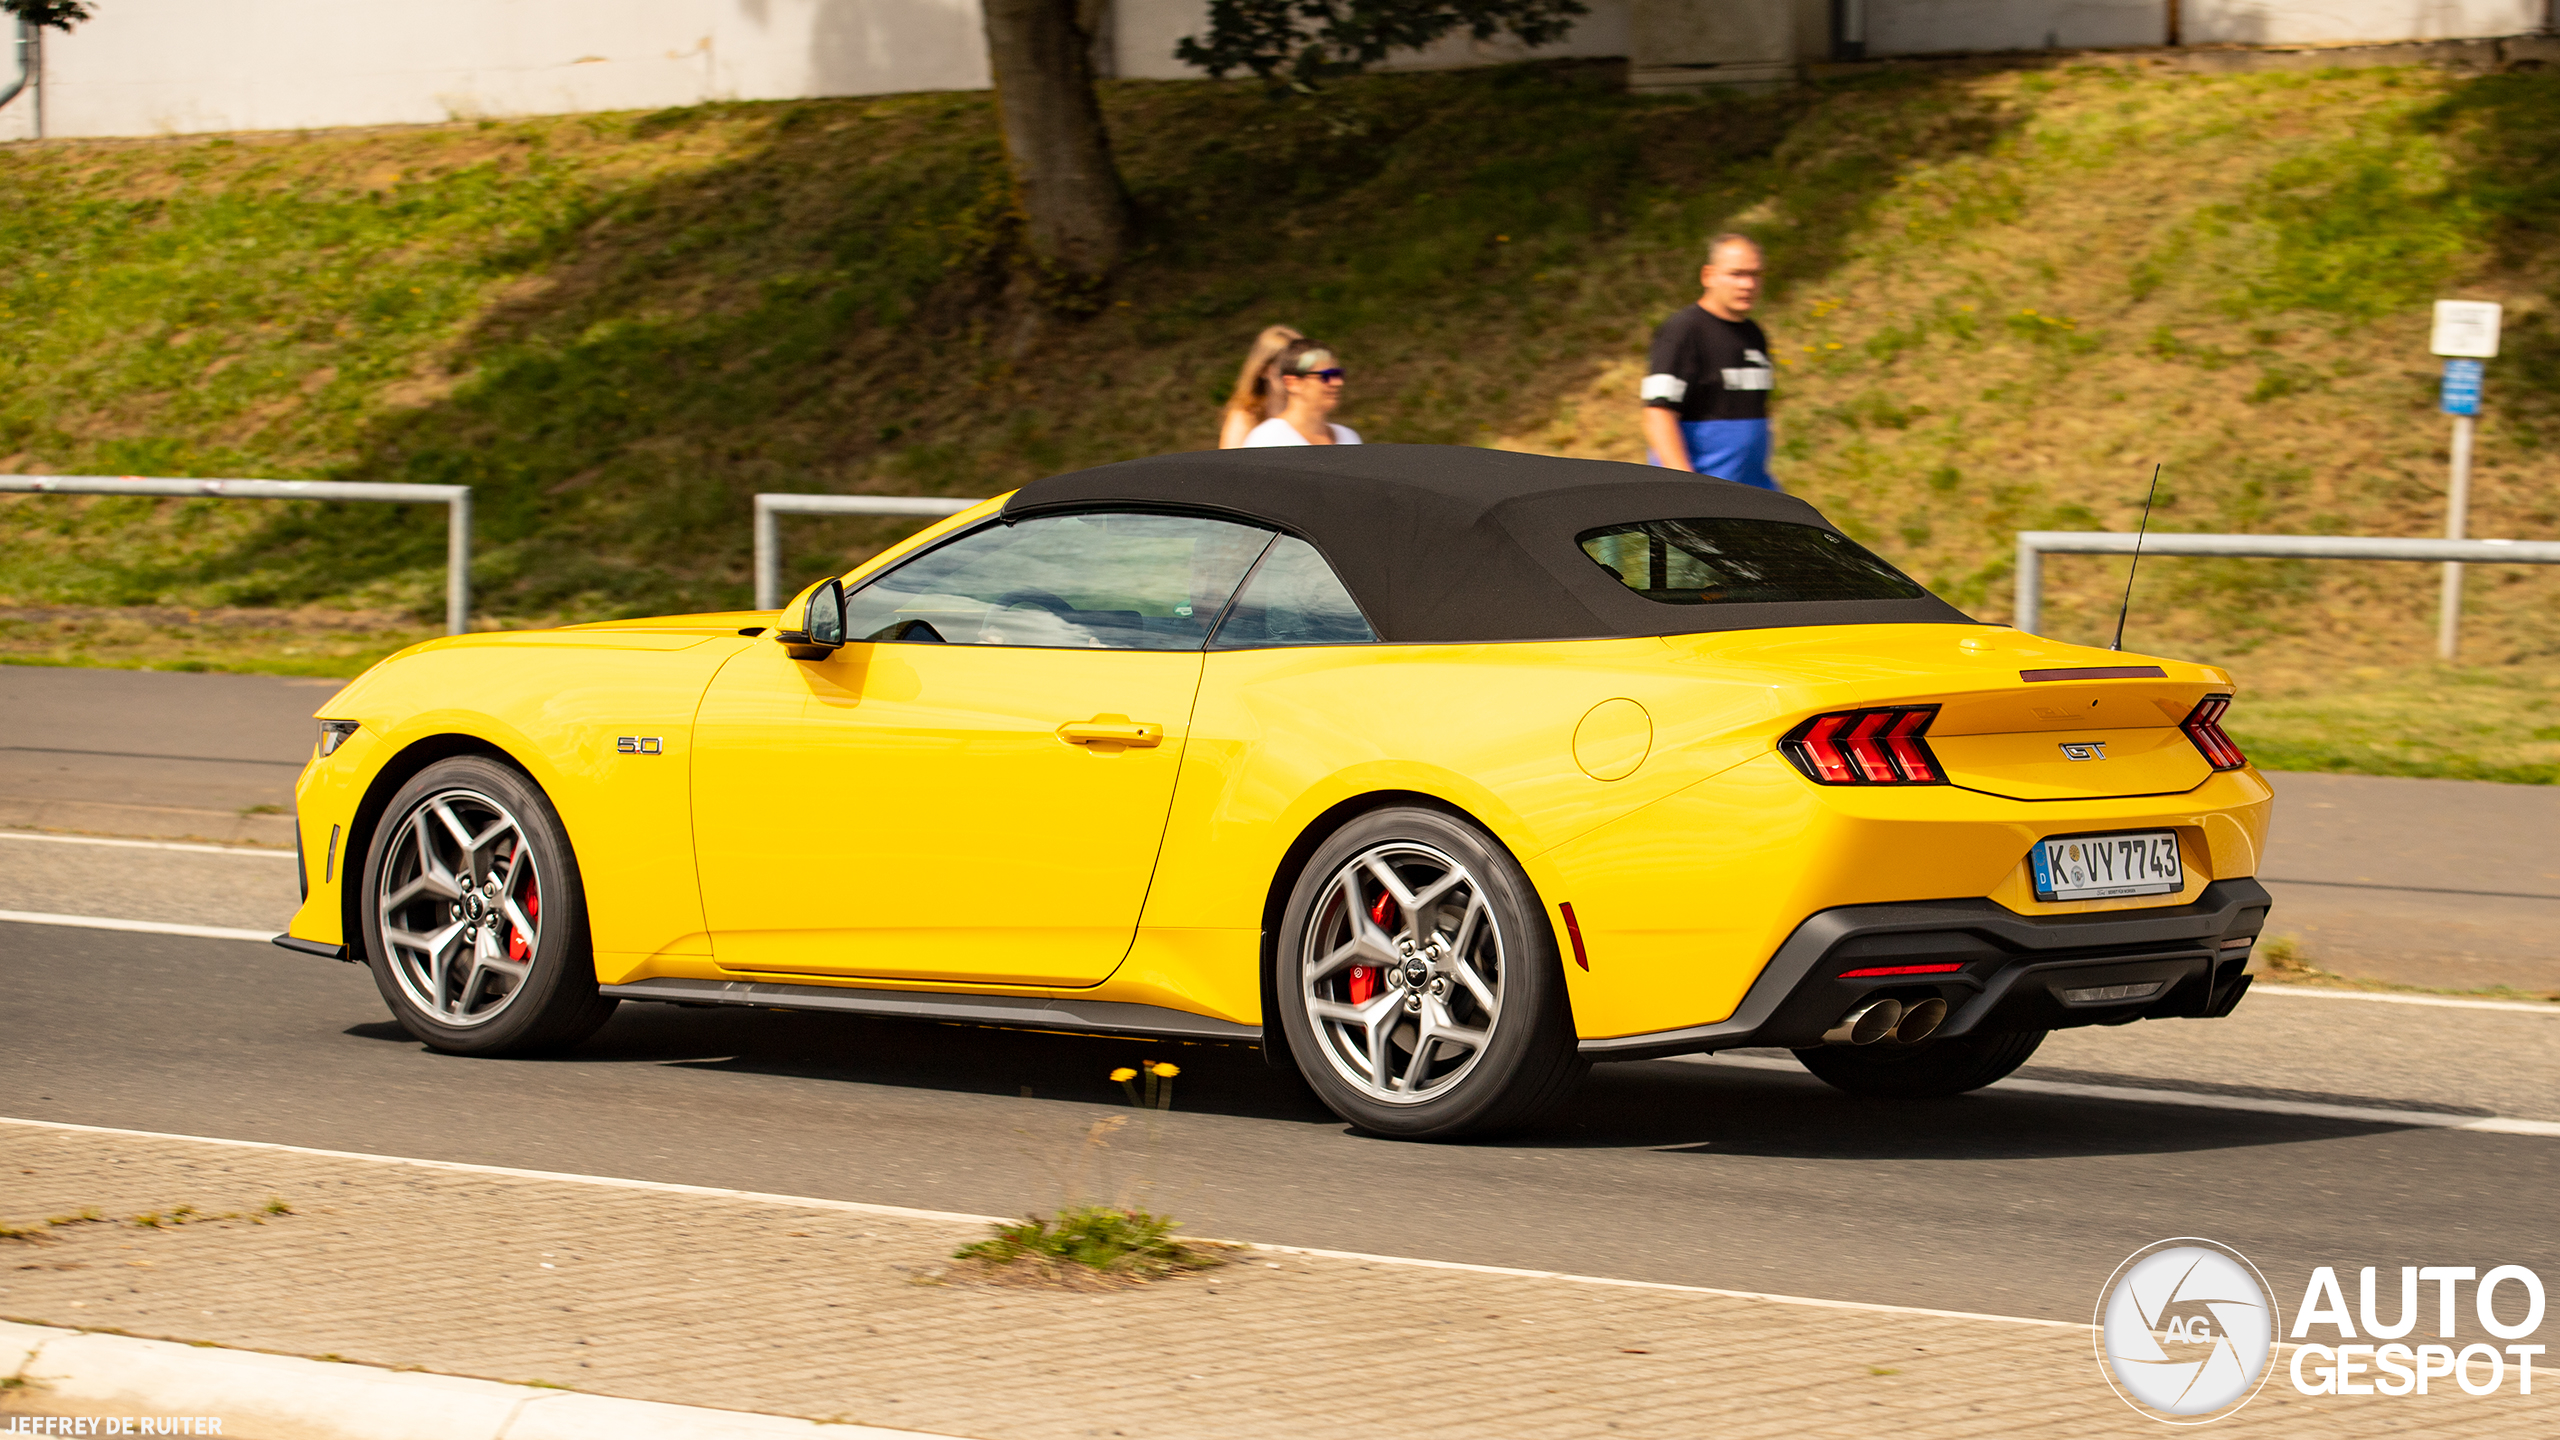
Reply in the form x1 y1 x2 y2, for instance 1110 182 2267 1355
2182 694 2247 771
1781 706 1945 785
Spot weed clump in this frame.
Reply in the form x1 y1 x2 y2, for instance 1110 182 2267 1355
954 1205 1224 1288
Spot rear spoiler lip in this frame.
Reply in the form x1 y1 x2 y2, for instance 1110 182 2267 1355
2018 665 2168 682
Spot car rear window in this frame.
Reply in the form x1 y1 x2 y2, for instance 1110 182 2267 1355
1577 518 1928 606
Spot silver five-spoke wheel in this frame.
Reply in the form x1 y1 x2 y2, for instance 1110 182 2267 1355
376 786 544 1029
1301 840 1506 1104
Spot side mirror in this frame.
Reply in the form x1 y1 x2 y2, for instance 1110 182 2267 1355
774 578 846 659
808 579 845 647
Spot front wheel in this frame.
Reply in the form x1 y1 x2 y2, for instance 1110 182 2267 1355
1274 807 1585 1139
1793 1029 2047 1098
358 756 617 1056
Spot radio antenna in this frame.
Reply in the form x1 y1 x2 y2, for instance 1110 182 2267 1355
2110 463 2163 652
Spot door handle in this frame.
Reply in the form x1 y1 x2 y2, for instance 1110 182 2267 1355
1057 716 1164 748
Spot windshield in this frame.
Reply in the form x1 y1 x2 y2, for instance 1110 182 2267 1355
1577 518 1928 606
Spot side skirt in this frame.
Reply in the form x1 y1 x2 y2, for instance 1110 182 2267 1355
599 976 1262 1044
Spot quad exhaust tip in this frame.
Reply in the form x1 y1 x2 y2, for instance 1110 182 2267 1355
1821 995 1951 1046
1822 998 1903 1046
1893 996 1948 1045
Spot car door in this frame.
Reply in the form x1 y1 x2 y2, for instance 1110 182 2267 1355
691 510 1275 987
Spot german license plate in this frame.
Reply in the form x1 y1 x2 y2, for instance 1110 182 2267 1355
2031 831 2183 901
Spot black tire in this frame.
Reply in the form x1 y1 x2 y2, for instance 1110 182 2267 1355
357 755 616 1057
1793 1029 2047 1098
1274 806 1586 1139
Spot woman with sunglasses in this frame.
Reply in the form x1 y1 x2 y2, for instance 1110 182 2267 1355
1241 340 1362 447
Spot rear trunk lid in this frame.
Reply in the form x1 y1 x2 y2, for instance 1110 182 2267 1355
1661 627 2229 800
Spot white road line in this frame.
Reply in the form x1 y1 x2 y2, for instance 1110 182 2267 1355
0 1114 2089 1333
0 910 276 943
1682 1053 2560 1136
0 829 294 857
2247 983 2558 1015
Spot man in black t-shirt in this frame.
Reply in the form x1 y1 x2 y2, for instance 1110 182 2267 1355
1640 234 1779 490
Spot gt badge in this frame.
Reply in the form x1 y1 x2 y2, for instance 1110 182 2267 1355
2059 741 2107 761
616 737 663 755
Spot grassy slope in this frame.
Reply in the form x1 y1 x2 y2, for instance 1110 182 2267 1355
1 59 2556 773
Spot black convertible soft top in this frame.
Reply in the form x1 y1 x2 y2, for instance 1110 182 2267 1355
1002 445 1972 644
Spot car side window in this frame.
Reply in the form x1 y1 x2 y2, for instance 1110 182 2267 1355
842 512 1275 650
1207 535 1378 649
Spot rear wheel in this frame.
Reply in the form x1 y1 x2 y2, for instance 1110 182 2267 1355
1274 807 1585 1139
1793 1029 2046 1099
358 756 616 1056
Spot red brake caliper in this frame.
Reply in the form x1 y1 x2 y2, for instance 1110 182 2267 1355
1349 890 1394 1003
508 879 539 962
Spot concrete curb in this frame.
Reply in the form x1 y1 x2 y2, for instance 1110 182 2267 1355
0 797 295 848
0 1322 973 1440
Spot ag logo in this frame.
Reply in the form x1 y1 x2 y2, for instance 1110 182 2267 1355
2097 1239 2281 1423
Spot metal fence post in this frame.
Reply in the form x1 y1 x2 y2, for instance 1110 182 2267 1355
2437 413 2475 662
2013 532 2043 636
754 496 781 612
446 488 472 636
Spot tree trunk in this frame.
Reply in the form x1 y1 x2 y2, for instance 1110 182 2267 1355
981 0 1132 294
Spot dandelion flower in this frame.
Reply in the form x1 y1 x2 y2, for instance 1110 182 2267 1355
1151 1063 1181 1078
1110 1067 1138 1082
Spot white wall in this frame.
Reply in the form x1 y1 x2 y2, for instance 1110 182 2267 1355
1867 0 2166 53
0 0 988 140
0 0 2542 140
0 0 1625 142
2184 0 2547 43
1864 0 2546 53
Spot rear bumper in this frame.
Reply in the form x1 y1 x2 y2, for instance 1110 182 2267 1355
1579 877 2269 1061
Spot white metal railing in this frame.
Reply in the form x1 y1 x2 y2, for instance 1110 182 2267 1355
752 493 977 611
1 475 473 635
2013 531 2560 658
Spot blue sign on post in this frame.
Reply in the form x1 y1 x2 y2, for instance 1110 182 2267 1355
2441 358 2484 416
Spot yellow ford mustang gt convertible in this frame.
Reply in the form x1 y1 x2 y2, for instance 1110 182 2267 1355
278 446 2272 1139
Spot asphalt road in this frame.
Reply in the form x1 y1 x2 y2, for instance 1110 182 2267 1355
5 916 2554 1337
2260 771 2560 989
0 665 335 814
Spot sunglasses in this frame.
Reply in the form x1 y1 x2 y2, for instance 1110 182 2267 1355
1294 367 1346 382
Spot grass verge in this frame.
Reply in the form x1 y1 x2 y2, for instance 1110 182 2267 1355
2254 937 2560 1004
0 603 434 677
2220 655 2560 783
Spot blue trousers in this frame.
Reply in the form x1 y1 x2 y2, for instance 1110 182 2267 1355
1651 419 1777 490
